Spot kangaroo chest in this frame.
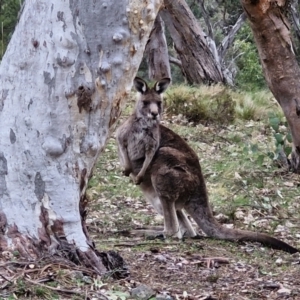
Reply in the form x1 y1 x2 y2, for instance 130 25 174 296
127 124 159 161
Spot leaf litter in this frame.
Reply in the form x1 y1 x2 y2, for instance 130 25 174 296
85 113 300 300
1 111 300 299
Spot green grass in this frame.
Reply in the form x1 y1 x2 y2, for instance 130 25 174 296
88 84 299 228
9 86 300 300
165 84 284 125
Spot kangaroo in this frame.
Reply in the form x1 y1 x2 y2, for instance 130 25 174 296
116 77 171 185
116 77 298 254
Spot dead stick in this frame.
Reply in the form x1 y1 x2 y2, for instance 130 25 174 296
24 277 89 295
0 273 13 284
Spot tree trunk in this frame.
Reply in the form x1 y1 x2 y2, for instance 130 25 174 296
0 0 162 274
145 13 171 81
241 0 300 173
290 0 300 42
160 0 224 84
218 13 247 61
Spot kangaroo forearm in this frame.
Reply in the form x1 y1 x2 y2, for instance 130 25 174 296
137 152 155 177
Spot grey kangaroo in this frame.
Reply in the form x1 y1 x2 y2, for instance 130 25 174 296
116 77 298 254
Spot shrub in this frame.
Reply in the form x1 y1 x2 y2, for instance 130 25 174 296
165 84 235 125
165 84 283 125
234 90 283 121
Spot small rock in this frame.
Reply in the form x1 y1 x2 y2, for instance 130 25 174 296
131 285 155 300
156 292 174 300
81 275 93 284
70 271 84 280
234 210 245 220
274 225 287 233
215 213 229 223
155 254 167 263
277 287 291 296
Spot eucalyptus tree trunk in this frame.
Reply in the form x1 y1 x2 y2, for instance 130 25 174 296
241 0 300 173
145 13 171 81
0 0 162 273
161 0 224 84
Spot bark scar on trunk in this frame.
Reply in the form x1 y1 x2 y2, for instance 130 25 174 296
34 172 45 201
76 85 94 113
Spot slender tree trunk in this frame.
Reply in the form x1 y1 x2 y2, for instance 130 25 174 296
169 55 182 68
197 1 246 86
290 0 300 42
160 0 224 84
145 13 171 81
218 13 247 61
197 0 214 38
241 0 300 173
0 0 162 273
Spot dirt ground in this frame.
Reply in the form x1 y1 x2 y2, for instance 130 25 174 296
86 116 300 300
88 195 300 300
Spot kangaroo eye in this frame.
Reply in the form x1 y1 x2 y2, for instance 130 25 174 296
157 101 162 107
143 101 149 106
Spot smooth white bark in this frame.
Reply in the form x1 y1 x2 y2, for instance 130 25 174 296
0 0 162 255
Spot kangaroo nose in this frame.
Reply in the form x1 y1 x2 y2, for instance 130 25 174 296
151 111 158 118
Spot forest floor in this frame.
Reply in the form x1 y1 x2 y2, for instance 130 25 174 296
85 106 300 300
1 92 300 300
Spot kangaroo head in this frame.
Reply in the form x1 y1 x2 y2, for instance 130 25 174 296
133 77 171 123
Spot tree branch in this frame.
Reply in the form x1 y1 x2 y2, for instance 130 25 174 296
169 55 182 67
197 0 214 39
218 12 247 61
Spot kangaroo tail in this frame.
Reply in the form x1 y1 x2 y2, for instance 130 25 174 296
232 229 298 254
186 205 298 254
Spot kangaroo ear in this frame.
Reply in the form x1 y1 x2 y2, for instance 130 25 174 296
154 78 171 94
133 77 149 94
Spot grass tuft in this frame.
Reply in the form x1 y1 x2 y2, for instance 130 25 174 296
165 84 284 125
165 84 235 125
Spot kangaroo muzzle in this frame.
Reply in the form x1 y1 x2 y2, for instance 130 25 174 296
149 103 159 120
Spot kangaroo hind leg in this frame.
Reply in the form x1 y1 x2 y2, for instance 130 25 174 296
160 197 182 239
177 210 197 238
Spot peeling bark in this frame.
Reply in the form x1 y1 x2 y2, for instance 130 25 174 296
241 0 300 173
145 13 171 80
0 0 162 274
161 0 224 84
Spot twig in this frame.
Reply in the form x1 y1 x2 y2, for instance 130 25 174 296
113 241 181 247
23 277 85 295
0 273 13 284
191 256 230 268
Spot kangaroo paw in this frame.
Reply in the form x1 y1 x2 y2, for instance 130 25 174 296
130 173 143 185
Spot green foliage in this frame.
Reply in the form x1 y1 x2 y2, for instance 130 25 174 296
105 290 130 300
234 90 282 121
0 0 23 59
165 84 282 124
164 83 291 173
231 25 266 91
268 113 292 161
165 84 235 125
